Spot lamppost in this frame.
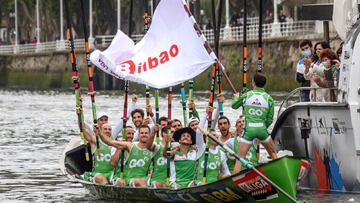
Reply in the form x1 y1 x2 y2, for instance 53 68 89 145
14 0 18 53
117 0 121 30
36 0 40 45
271 0 280 37
223 0 232 40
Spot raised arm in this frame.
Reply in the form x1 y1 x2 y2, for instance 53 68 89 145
146 124 159 152
231 92 247 109
110 147 122 167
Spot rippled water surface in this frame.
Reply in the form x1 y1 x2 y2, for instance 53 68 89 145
0 90 359 202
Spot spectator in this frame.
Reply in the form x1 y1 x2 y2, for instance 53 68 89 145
304 41 331 102
230 11 241 27
315 49 340 101
296 40 312 102
279 10 287 35
265 9 273 24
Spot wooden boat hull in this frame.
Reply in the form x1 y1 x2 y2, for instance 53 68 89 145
62 138 309 202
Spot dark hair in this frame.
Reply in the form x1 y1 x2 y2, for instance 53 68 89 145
320 48 339 61
218 116 230 125
159 116 168 123
313 41 331 61
126 126 133 129
253 73 267 88
299 40 312 48
172 119 182 125
131 109 144 118
161 126 171 135
336 42 344 59
138 125 150 133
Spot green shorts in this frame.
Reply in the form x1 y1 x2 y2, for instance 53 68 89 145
243 122 270 144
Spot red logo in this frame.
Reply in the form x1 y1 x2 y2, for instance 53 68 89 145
117 44 179 75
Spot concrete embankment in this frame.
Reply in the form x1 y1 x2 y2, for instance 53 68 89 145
0 35 341 92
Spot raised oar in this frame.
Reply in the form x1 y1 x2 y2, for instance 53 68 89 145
118 0 133 181
119 81 129 180
215 0 224 117
80 0 100 155
64 0 89 161
155 89 160 144
202 64 217 184
242 0 248 93
183 1 238 95
188 80 194 118
200 129 298 203
180 82 188 126
166 127 171 188
168 87 172 120
144 0 152 118
257 0 263 73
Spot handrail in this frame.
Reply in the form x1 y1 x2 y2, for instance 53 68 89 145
277 87 339 119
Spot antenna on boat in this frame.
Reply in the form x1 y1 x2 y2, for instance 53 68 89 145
64 0 90 162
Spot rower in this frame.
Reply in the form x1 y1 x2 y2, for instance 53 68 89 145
170 119 183 131
81 123 114 185
131 108 153 142
224 116 258 173
195 129 230 185
146 125 175 188
232 73 277 173
164 127 205 189
217 116 234 143
110 125 152 187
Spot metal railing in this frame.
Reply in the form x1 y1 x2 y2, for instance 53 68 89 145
277 87 338 119
0 20 317 55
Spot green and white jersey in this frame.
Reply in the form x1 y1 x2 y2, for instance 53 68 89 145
113 143 152 184
150 144 167 183
196 147 230 184
170 128 206 188
93 138 114 175
224 136 258 173
232 87 274 128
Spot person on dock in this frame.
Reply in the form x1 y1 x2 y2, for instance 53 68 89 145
232 73 277 173
146 125 175 188
195 129 230 185
110 125 152 187
81 123 115 185
296 40 312 102
224 116 258 173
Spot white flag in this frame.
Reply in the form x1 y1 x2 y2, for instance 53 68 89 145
90 0 216 89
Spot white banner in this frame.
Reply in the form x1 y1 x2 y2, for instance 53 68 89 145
90 0 216 89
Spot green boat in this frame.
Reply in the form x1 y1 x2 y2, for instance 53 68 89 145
61 138 309 202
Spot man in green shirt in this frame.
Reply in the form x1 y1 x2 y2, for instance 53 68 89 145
110 125 152 187
146 125 175 188
232 73 277 173
81 123 115 185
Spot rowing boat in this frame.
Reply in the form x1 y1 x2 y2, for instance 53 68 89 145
61 138 309 202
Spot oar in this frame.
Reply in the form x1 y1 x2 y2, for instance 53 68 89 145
215 0 224 117
180 82 188 126
256 0 263 160
155 89 160 144
257 0 263 73
168 87 172 120
119 80 129 180
64 0 89 161
200 128 298 203
165 127 171 188
79 0 100 155
183 1 238 95
188 79 194 118
202 63 217 184
242 0 248 93
144 0 151 118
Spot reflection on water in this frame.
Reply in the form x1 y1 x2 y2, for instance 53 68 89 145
0 90 359 202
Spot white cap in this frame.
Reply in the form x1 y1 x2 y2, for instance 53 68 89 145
188 117 200 127
97 112 109 120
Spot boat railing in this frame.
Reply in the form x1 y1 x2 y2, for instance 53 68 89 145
277 87 338 119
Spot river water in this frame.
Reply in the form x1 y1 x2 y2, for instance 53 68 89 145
0 90 359 202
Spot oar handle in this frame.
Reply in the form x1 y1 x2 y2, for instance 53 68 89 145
199 128 298 203
218 63 238 94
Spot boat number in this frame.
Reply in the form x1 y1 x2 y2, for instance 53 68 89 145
129 159 146 168
248 108 263 116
